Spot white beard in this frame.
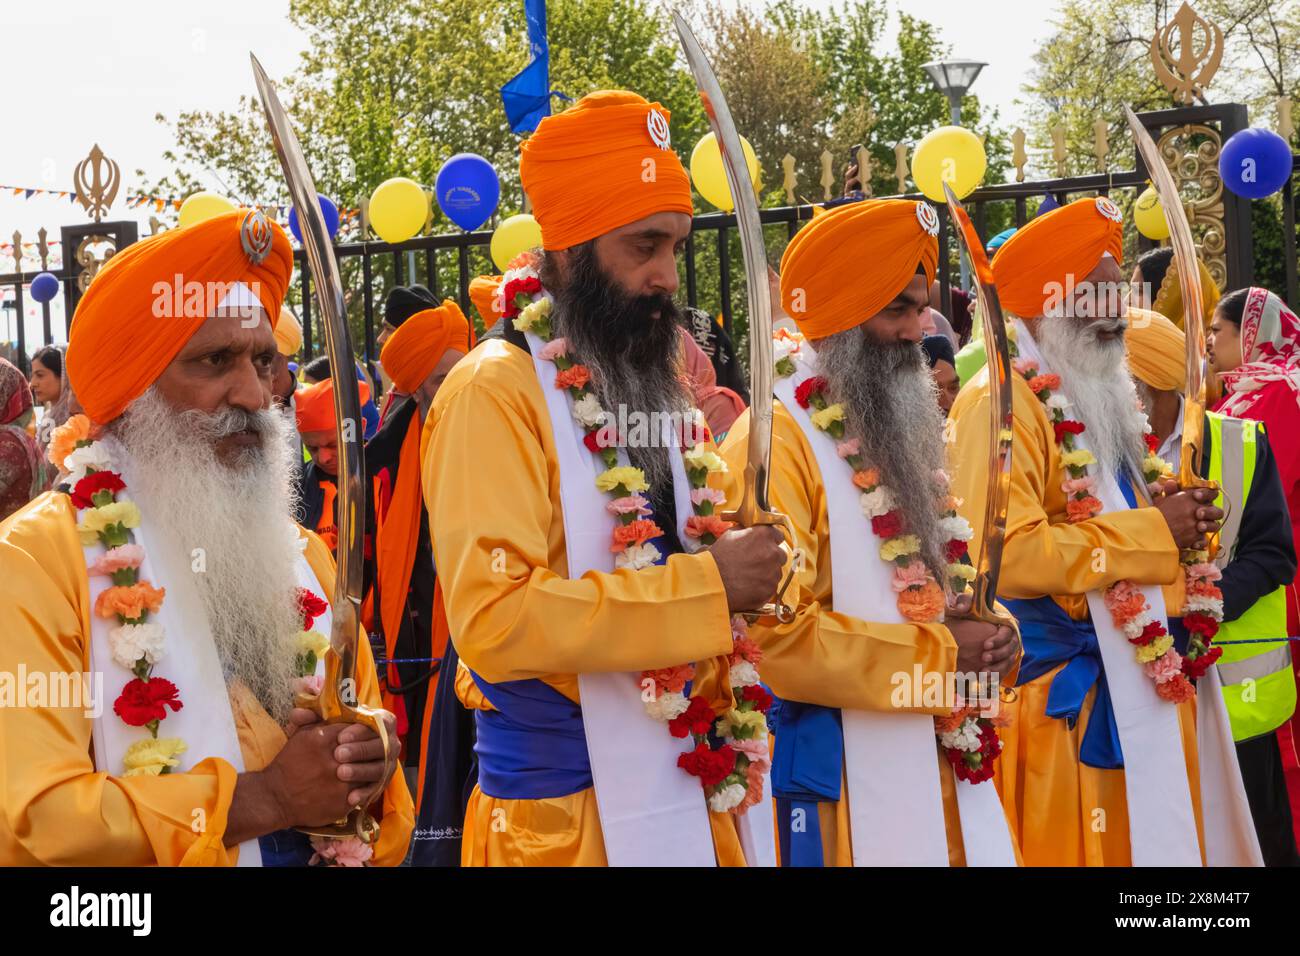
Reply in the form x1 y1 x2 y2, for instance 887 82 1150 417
111 387 305 723
1035 315 1148 481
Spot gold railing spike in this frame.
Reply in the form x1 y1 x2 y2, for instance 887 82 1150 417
820 149 835 201
1094 118 1110 171
1278 96 1295 144
781 153 797 206
1011 128 1027 183
893 143 909 194
856 146 873 198
1051 124 1068 178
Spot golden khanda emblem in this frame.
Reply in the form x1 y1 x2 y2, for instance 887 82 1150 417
73 144 121 223
1150 2 1223 106
240 208 274 265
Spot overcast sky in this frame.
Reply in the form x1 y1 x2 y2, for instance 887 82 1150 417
1 0 1053 346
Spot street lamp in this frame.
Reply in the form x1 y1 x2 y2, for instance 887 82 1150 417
921 58 986 295
922 59 987 125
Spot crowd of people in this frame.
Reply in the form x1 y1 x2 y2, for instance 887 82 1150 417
0 86 1297 868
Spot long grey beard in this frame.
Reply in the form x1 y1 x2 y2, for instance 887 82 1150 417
549 298 691 491
816 326 952 582
111 387 305 723
1034 315 1148 481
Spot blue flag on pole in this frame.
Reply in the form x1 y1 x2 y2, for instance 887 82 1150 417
500 0 558 134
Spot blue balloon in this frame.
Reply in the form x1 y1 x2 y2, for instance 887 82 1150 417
435 153 500 231
288 194 340 243
30 272 59 303
1220 128 1292 200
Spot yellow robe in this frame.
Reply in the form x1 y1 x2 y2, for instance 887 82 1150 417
422 338 747 866
721 402 1013 866
949 367 1203 866
0 491 413 866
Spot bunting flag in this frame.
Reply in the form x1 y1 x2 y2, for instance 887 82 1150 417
1 184 79 203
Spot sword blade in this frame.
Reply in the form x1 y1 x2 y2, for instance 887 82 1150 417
251 53 365 677
672 11 776 517
943 183 1013 613
1124 106 1207 487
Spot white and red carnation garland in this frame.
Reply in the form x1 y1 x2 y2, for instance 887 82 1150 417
501 253 771 814
1010 344 1223 703
774 331 1003 784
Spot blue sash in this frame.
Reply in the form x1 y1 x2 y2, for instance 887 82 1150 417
469 670 593 799
257 827 315 866
769 695 842 867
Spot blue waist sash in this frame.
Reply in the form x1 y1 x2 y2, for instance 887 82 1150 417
769 695 842 867
1004 595 1124 769
469 670 593 800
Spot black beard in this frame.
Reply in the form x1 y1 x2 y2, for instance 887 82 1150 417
544 243 691 488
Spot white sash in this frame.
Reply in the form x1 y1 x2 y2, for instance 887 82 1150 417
774 347 1016 866
85 437 330 868
524 330 774 866
1015 322 1259 866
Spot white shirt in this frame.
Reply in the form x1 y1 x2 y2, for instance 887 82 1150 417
1155 393 1185 464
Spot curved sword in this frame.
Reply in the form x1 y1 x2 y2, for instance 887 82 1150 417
673 11 794 623
1124 106 1209 491
251 53 394 844
943 183 1016 627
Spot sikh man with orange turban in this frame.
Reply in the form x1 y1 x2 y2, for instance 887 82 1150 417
422 89 786 866
719 198 1020 866
365 299 474 865
949 197 1260 865
0 209 412 865
294 374 373 555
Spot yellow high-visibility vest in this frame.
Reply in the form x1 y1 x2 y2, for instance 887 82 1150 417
1207 411 1296 742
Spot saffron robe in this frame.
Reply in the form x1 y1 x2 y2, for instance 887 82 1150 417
423 337 750 866
0 491 414 866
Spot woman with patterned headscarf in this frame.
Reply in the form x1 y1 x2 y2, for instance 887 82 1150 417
0 357 54 519
1211 286 1300 827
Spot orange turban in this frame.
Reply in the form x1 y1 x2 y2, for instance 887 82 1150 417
520 90 693 251
469 274 504 328
295 376 371 434
274 308 302 356
66 209 293 424
1126 307 1185 391
380 300 473 394
991 197 1124 319
779 199 939 339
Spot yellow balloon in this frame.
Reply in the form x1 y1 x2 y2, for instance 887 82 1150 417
911 126 987 201
690 132 760 212
490 213 544 270
1134 185 1170 240
369 177 428 244
178 191 236 229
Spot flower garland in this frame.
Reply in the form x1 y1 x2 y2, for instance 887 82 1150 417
502 253 771 814
49 415 187 777
774 332 1000 784
1011 350 1223 701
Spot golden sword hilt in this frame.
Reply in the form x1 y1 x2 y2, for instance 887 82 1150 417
293 651 398 845
722 464 798 624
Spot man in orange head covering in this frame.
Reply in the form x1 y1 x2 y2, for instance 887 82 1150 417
949 198 1259 866
0 209 411 866
293 375 372 555
720 198 1020 867
424 89 785 867
362 301 471 849
469 274 504 330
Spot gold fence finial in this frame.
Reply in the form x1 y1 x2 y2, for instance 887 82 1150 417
1279 96 1295 143
1150 2 1223 106
1093 118 1110 171
820 149 835 201
893 143 909 194
782 153 797 206
1011 128 1027 182
856 146 873 197
1051 124 1067 177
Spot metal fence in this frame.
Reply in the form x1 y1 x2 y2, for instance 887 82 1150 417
3 104 1297 378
